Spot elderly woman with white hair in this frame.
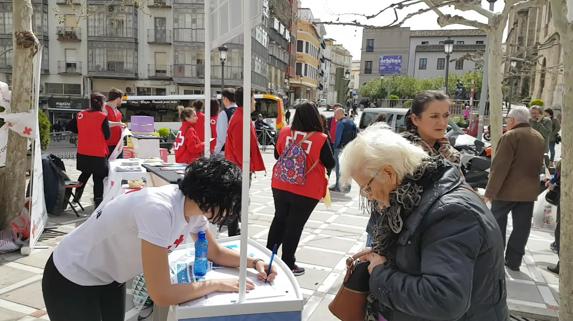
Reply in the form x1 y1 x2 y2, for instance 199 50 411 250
338 124 508 321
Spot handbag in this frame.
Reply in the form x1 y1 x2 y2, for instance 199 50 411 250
329 249 372 321
546 186 560 206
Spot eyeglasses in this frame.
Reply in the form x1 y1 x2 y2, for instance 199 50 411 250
360 169 381 198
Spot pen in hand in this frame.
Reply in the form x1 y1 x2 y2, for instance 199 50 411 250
266 244 277 283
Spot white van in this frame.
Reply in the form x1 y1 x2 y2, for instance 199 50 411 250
359 108 409 132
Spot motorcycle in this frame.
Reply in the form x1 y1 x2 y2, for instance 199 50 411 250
255 119 276 150
454 137 492 189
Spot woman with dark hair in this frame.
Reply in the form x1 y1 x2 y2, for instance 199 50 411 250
404 91 460 163
267 102 335 276
544 108 560 162
174 107 204 164
191 100 206 144
68 93 111 207
42 158 277 321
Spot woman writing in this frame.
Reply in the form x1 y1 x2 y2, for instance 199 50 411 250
42 158 277 321
174 107 205 164
68 93 111 207
338 125 508 321
267 103 335 276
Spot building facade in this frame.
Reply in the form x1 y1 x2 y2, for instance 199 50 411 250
0 0 297 124
506 2 564 109
359 27 486 87
291 7 322 102
324 38 351 104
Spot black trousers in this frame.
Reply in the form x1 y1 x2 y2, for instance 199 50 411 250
555 205 561 254
267 188 319 268
491 200 534 267
42 255 125 321
77 171 107 202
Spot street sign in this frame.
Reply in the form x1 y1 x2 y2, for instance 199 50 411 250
379 55 402 75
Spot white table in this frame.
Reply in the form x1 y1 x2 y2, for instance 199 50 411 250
104 159 151 202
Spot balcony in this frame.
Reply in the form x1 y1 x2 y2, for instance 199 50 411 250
88 27 137 39
58 61 82 74
173 64 244 84
173 64 205 79
147 29 172 44
211 65 243 81
57 27 81 42
88 62 137 79
173 28 205 43
148 0 173 8
56 0 80 4
148 64 172 79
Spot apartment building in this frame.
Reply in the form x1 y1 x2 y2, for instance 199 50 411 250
359 27 486 86
0 0 297 124
291 7 322 102
324 38 351 104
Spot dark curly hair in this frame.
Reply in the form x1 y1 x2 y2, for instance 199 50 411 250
291 102 323 132
405 91 450 132
178 157 242 226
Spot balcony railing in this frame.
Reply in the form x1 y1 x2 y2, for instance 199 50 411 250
148 0 173 7
58 61 82 74
56 0 80 4
57 27 81 41
147 29 172 44
173 28 205 42
89 62 137 78
88 27 137 39
148 64 172 78
173 64 243 81
211 65 243 80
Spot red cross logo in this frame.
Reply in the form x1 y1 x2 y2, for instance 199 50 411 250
173 132 184 151
77 112 84 120
23 127 32 136
167 234 185 250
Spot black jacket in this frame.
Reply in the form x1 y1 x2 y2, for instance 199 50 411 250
370 165 508 321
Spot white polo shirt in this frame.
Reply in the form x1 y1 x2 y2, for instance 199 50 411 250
53 185 208 286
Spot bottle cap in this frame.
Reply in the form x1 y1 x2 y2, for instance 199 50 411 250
198 230 206 239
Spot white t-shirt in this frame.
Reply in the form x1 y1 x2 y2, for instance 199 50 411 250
53 185 208 286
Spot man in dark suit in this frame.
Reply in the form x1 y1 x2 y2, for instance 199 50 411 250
485 106 545 271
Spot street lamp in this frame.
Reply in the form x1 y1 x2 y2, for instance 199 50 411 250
443 39 454 96
218 45 228 95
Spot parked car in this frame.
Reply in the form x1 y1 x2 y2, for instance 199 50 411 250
359 108 409 132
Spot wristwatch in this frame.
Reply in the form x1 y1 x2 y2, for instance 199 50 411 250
251 258 264 268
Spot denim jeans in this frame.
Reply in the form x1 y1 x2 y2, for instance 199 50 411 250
549 142 556 162
334 148 341 189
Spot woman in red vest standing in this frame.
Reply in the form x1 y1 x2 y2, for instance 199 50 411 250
191 100 206 143
68 93 110 208
103 88 126 157
267 103 335 276
174 107 204 164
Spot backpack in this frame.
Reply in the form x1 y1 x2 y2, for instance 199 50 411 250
273 131 318 185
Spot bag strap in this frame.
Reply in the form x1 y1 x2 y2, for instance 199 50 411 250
346 248 373 268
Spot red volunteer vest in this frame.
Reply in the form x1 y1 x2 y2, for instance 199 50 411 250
192 112 206 143
77 110 108 157
329 118 337 143
272 127 328 200
225 107 266 172
104 104 122 146
174 121 204 164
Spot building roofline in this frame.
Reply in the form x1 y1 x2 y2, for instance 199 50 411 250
410 29 486 37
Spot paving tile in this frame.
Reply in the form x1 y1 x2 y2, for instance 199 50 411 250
304 237 356 253
0 280 45 310
0 306 25 321
507 280 544 303
306 295 338 321
296 268 330 291
317 227 365 238
0 266 36 289
13 249 52 269
332 215 369 227
296 248 345 268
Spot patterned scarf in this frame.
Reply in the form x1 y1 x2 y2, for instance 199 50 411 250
402 131 461 165
365 157 447 321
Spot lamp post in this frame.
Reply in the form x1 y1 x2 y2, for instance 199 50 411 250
508 60 517 111
443 39 454 96
218 45 228 95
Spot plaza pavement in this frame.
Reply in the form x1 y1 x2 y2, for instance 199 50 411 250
0 145 561 321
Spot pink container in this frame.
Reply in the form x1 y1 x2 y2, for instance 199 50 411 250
123 147 135 159
160 148 168 163
130 116 154 133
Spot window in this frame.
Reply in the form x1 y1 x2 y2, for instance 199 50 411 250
364 61 372 74
421 41 429 45
366 39 374 52
64 84 81 95
45 83 81 95
476 41 484 44
0 9 12 34
437 58 445 70
439 41 444 44
296 62 302 76
304 42 309 54
419 58 427 70
297 40 303 52
456 41 464 44
455 59 464 70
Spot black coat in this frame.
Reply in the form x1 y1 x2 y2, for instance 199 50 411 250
370 166 509 321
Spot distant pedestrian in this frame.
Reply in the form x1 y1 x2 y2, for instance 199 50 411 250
529 105 552 152
547 160 561 274
485 106 545 271
174 107 204 164
214 88 238 155
68 93 110 208
103 88 126 157
325 104 342 146
285 108 291 125
268 103 335 276
191 100 206 146
544 108 560 162
329 107 358 192
463 104 471 120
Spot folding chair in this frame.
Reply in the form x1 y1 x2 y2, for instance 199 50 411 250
64 180 85 217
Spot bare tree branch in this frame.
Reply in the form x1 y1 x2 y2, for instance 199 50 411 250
437 14 491 30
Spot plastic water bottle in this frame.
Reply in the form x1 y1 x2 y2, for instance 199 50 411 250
194 231 208 278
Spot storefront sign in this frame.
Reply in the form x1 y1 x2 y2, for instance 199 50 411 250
46 97 89 110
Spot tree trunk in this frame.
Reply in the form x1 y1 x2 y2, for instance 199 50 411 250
549 0 572 319
487 16 507 152
0 0 38 229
